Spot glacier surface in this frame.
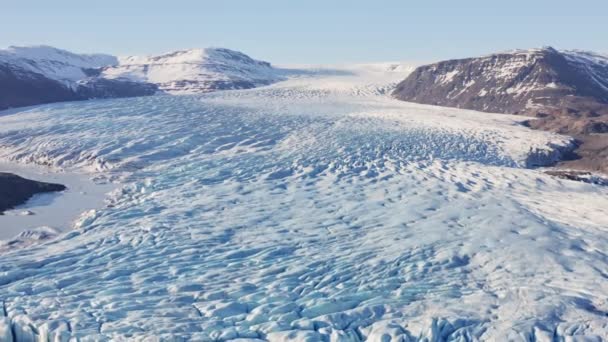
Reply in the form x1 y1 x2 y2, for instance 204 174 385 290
0 66 607 341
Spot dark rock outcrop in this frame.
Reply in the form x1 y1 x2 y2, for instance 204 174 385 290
545 170 608 186
0 65 77 110
0 173 66 214
76 78 158 100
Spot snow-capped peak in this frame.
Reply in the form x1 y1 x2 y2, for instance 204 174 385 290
118 47 270 68
2 45 117 68
103 47 281 94
562 49 608 67
0 45 118 84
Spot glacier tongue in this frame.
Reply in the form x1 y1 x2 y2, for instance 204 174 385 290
0 66 606 341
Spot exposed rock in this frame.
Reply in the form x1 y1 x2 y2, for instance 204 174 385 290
0 226 60 252
0 64 77 110
0 173 66 214
0 46 158 111
392 47 608 117
545 170 608 186
554 134 608 173
0 65 157 111
392 47 608 173
75 77 158 99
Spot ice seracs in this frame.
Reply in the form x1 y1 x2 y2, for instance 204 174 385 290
392 46 608 172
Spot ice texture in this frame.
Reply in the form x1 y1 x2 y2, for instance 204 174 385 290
0 65 606 341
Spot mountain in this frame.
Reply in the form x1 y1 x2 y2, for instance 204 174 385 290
0 46 157 110
100 48 284 94
392 47 608 135
0 45 118 84
392 47 608 173
0 46 283 111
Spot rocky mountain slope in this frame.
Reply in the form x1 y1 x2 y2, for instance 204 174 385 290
0 46 283 110
101 48 284 94
393 47 608 131
392 47 608 172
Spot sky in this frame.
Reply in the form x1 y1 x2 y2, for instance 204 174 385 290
2 0 607 64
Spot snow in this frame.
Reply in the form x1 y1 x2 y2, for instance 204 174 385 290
0 45 117 85
439 70 459 85
102 48 283 94
563 50 608 93
0 45 286 95
1 45 116 68
0 64 607 341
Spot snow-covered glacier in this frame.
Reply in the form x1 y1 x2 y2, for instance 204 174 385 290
0 65 607 341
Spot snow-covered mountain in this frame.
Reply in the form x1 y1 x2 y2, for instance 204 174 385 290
0 45 118 85
392 47 608 133
101 48 283 94
0 46 284 110
0 46 157 110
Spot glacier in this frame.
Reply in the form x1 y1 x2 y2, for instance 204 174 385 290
0 65 607 341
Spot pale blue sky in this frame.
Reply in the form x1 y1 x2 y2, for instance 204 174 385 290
2 0 606 64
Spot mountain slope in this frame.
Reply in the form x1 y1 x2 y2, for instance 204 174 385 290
392 47 608 131
0 46 157 110
0 63 78 110
392 47 608 172
0 45 118 85
101 48 284 94
0 46 283 110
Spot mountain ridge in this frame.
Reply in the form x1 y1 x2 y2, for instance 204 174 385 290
392 47 608 172
101 47 283 94
393 47 608 119
0 45 283 110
